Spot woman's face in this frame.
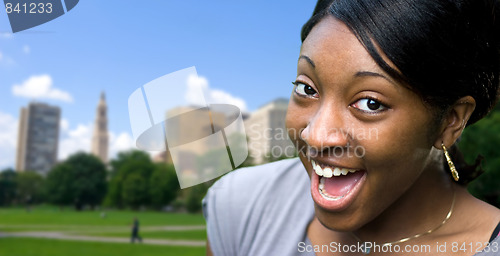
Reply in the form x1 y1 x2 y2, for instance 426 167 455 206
286 16 439 231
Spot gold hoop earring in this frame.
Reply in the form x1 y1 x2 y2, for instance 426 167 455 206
442 143 459 182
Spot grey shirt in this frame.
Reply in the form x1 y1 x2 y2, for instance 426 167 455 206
203 158 500 256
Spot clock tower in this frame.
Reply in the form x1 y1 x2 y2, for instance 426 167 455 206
91 92 109 163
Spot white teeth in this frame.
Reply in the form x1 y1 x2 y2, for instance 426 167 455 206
312 160 323 176
314 165 323 176
323 167 333 178
333 167 341 176
311 160 358 178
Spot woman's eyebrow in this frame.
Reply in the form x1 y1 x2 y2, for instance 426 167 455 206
355 71 396 86
298 55 316 68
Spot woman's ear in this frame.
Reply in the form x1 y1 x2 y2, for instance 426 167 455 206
433 96 476 149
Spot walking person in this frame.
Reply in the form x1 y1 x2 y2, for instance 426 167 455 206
130 217 142 243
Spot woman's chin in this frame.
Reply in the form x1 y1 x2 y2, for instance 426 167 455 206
313 206 367 232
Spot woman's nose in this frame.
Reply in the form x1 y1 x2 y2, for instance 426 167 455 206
300 106 350 153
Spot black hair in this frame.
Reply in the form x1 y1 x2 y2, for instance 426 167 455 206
301 0 500 184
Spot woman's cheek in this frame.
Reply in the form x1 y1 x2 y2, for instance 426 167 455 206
360 122 431 183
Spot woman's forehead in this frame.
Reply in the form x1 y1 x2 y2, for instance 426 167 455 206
299 17 385 79
300 16 403 83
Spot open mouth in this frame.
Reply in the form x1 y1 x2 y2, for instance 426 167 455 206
310 159 367 211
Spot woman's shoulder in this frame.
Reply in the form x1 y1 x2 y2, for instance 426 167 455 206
203 158 311 216
209 158 304 191
203 158 315 256
452 187 500 249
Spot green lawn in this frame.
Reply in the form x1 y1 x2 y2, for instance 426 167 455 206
0 206 207 256
0 206 205 226
0 227 207 240
0 238 206 256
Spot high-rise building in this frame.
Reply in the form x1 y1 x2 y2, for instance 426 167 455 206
91 92 109 164
16 102 61 176
244 98 295 164
164 105 227 164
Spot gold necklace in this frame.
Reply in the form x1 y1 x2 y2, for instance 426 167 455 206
350 187 456 254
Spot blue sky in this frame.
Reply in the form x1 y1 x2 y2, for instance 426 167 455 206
0 1 317 169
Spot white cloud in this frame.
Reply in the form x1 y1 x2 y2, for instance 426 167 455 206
186 74 247 112
60 118 69 132
23 45 30 54
0 51 15 67
12 74 73 103
0 32 13 39
58 123 92 160
109 132 135 159
0 112 18 170
186 75 209 106
58 118 136 162
210 89 247 112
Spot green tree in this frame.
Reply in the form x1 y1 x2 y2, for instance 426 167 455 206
71 153 107 210
196 147 232 182
109 150 154 178
185 183 209 213
0 169 17 206
16 171 44 206
45 163 74 208
104 177 123 208
104 150 155 209
149 163 179 210
45 152 107 210
122 173 148 210
459 110 500 207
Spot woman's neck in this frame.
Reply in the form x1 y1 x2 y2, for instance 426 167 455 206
353 159 455 244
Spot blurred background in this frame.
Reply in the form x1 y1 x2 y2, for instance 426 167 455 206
0 1 316 255
0 1 499 256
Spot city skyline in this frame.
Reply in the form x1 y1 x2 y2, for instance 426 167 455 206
0 1 317 170
3 94 292 171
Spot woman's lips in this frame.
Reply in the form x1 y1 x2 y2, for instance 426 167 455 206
310 160 367 212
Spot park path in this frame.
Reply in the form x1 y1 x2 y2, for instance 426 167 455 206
0 231 205 247
0 224 206 232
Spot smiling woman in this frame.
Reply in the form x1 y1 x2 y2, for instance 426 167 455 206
203 0 500 255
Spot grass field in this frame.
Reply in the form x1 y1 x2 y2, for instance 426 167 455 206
0 206 207 256
0 238 206 256
0 206 205 226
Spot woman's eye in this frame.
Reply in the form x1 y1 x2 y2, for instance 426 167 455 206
293 82 318 98
351 98 387 113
